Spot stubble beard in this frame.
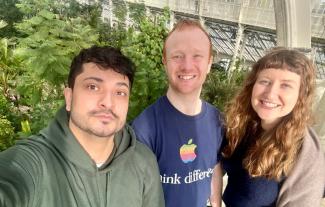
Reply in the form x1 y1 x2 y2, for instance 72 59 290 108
70 109 120 138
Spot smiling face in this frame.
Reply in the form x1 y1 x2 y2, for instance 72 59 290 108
163 27 212 97
64 62 130 140
251 68 301 130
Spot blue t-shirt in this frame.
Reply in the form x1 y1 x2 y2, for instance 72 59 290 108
132 96 223 207
222 137 281 207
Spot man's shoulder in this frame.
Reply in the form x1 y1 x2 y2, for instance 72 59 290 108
131 97 165 133
131 140 158 168
202 100 223 125
203 100 221 113
133 140 156 158
133 97 164 121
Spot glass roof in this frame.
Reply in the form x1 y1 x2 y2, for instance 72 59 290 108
125 0 325 78
206 20 325 79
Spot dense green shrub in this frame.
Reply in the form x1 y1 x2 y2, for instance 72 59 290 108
0 95 16 151
0 0 23 38
0 116 15 151
122 8 170 120
202 66 247 111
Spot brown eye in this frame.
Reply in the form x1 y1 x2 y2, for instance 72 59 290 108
116 91 128 96
87 84 98 91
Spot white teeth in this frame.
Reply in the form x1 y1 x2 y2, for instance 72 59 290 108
179 75 195 80
262 100 278 108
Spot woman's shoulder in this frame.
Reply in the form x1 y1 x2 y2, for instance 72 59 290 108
303 127 324 157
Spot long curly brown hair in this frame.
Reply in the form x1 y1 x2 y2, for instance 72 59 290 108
222 48 316 180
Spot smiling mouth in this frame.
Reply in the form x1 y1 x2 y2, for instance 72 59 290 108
178 75 196 80
260 100 279 108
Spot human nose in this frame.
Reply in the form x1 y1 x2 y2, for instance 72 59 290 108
98 92 113 109
180 56 193 71
264 83 279 99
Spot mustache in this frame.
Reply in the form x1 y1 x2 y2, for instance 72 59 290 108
89 109 118 118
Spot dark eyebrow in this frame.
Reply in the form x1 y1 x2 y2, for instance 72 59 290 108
117 82 129 89
83 77 103 82
83 77 129 89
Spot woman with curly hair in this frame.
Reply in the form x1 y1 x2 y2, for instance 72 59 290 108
222 48 325 207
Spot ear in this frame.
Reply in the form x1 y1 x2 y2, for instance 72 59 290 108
207 55 213 74
162 56 168 72
162 55 167 66
64 87 72 112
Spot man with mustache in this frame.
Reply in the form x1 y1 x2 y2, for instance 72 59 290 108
0 46 164 207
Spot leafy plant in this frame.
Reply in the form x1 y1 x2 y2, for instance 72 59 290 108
122 8 170 120
0 0 23 38
0 115 15 151
112 0 127 25
0 38 21 100
0 36 25 133
0 93 17 151
202 63 247 111
128 3 146 26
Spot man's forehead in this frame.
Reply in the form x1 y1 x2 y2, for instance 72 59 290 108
165 30 210 51
78 63 129 85
166 27 209 44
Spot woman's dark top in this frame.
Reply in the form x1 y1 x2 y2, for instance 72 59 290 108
222 136 281 207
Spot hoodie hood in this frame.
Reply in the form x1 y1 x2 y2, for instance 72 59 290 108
39 106 136 173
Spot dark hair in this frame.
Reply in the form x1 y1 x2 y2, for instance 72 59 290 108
68 46 135 88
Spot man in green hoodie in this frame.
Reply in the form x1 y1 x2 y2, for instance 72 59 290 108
0 46 164 207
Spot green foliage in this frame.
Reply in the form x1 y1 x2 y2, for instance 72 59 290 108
0 93 13 123
14 9 98 105
122 9 170 120
128 3 146 26
97 22 127 48
0 38 23 98
0 37 24 131
112 0 127 24
28 98 64 134
0 0 23 38
0 115 15 151
0 94 16 151
16 0 99 19
202 66 246 111
0 89 21 133
0 21 8 29
0 93 8 113
16 13 98 84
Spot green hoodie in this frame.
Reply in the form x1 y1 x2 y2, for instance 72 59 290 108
0 107 164 207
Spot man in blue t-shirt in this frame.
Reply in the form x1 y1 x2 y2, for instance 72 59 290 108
132 19 224 207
